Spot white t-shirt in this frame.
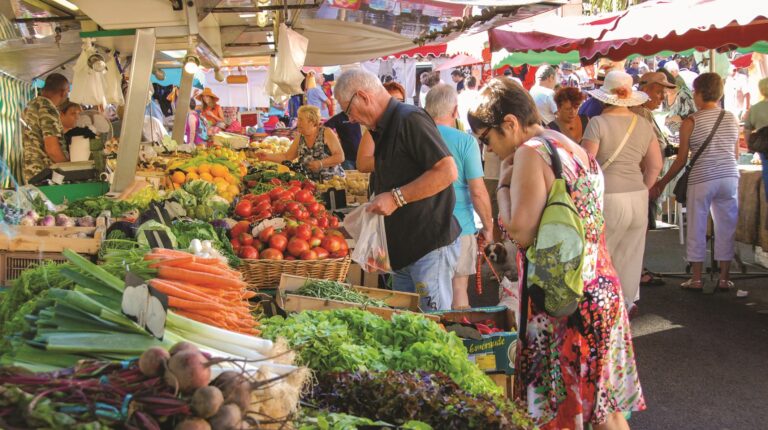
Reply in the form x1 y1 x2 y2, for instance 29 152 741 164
457 88 481 130
530 84 557 124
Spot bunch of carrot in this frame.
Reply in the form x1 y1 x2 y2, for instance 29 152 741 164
144 248 260 335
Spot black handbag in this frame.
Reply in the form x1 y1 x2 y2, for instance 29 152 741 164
748 126 768 154
673 111 725 206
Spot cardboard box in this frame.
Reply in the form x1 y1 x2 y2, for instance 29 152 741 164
436 306 518 375
346 262 382 289
277 274 438 322
488 373 514 399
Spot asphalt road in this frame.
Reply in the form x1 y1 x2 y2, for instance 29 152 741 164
470 228 768 429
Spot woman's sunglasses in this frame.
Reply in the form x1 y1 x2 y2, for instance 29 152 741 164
476 126 494 146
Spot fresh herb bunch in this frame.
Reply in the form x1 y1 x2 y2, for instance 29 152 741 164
298 410 431 430
62 197 138 218
295 280 388 308
260 309 500 396
307 371 536 430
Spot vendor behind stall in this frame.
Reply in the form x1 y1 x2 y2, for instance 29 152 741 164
58 101 96 150
22 73 70 183
257 105 345 181
197 88 225 128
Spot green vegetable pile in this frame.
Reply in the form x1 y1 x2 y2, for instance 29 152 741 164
295 280 388 308
260 309 500 396
298 410 431 430
62 196 138 218
170 220 240 267
307 371 536 430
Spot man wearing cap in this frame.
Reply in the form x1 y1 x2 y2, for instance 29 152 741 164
560 63 580 88
632 71 677 155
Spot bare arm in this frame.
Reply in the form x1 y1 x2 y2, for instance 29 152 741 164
367 156 458 216
43 136 68 163
650 117 693 200
581 139 599 157
260 138 300 163
468 178 494 242
506 145 548 248
356 131 375 173
641 137 663 189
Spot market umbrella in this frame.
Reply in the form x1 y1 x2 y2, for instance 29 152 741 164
435 54 483 71
580 0 768 62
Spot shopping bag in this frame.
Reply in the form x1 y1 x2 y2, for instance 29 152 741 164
350 206 392 273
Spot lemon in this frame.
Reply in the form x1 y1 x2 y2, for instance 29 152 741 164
200 172 214 182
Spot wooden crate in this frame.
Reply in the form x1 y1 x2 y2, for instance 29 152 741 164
0 251 69 286
488 373 514 399
0 226 103 254
277 274 438 322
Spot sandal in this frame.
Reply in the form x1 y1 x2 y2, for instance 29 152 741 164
681 279 703 291
717 280 734 292
640 269 665 287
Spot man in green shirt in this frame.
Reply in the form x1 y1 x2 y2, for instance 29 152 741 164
22 73 70 183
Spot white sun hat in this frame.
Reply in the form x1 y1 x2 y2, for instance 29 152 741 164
587 70 649 107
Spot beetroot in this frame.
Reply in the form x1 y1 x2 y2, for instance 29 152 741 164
211 371 250 412
208 403 242 430
175 418 212 430
170 341 199 356
191 386 224 418
138 347 170 377
165 350 211 393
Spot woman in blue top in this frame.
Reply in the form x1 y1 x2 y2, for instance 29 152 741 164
425 83 494 309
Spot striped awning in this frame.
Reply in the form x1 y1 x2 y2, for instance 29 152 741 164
0 72 35 187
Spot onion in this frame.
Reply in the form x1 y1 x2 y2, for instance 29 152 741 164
26 210 40 222
77 215 95 227
55 214 75 227
20 216 36 226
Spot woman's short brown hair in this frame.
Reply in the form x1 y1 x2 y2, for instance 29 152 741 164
383 81 406 100
554 87 585 109
298 105 321 126
467 77 541 132
692 72 723 102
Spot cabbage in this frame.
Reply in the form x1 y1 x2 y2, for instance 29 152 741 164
136 220 178 249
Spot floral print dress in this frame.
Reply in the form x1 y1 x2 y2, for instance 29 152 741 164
515 134 645 429
297 126 345 182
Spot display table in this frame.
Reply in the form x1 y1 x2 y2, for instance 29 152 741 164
735 165 768 249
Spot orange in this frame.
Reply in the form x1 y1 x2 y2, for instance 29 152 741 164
198 164 212 174
186 171 199 181
200 172 214 182
224 173 237 184
186 166 198 174
211 164 228 178
227 184 239 195
216 181 229 193
171 171 186 184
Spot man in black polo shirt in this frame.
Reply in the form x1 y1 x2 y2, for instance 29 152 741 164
335 69 461 311
324 111 361 170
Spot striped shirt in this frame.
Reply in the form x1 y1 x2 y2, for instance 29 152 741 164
688 108 739 185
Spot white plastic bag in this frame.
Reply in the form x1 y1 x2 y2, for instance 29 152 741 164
349 205 392 273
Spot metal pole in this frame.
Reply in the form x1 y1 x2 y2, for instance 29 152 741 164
172 69 195 146
709 49 716 73
112 28 157 193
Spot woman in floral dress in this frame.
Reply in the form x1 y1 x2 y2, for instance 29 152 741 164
468 77 645 429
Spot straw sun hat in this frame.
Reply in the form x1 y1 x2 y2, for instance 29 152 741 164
587 70 649 107
195 87 219 102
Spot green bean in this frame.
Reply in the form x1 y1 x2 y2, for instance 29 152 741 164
296 280 389 308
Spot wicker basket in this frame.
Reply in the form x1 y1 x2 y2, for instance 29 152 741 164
239 257 352 289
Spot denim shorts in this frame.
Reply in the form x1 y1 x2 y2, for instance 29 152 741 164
391 238 460 311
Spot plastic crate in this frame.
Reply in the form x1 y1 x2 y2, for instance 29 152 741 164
0 252 69 286
38 181 109 205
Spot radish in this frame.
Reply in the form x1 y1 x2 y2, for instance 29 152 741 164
165 350 211 394
208 403 241 430
175 418 212 430
191 386 224 419
138 347 170 377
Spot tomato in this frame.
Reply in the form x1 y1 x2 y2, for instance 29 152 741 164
309 236 322 248
329 216 340 228
312 247 330 259
234 200 253 218
295 189 314 204
311 227 324 238
269 187 285 201
289 180 302 187
254 210 272 221
269 233 288 252
260 248 284 260
253 193 271 204
270 178 283 186
317 216 329 229
300 250 318 260
326 229 345 238
330 249 349 258
230 220 252 238
321 235 344 253
285 255 297 261
287 238 310 257
305 202 323 215
254 200 272 214
239 233 254 247
243 194 258 201
306 217 318 226
294 224 312 241
239 245 259 259
287 185 302 195
230 238 241 252
253 239 266 251
257 226 275 243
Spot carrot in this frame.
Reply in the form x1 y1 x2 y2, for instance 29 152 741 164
241 290 257 299
168 296 226 311
149 279 211 302
174 262 240 279
148 256 195 268
174 310 221 327
151 248 193 257
158 266 247 290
